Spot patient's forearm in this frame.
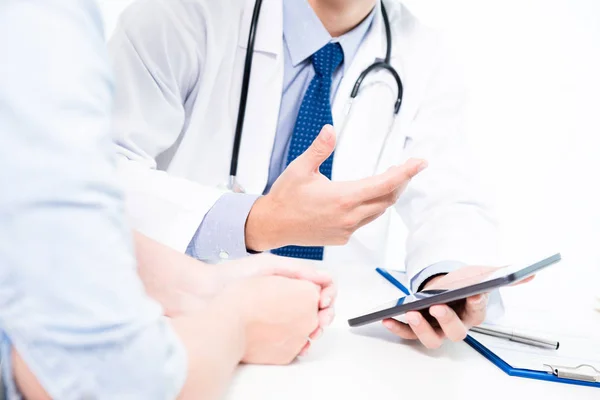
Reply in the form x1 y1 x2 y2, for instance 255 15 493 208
133 231 216 316
173 297 246 400
13 352 51 400
13 300 245 400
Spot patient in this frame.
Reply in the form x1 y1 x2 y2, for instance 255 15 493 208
0 1 335 399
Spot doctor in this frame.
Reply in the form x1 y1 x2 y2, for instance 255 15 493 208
108 0 502 348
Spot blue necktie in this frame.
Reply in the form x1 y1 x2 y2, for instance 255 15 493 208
272 42 344 260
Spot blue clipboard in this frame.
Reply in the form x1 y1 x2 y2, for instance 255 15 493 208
464 335 600 388
375 267 600 389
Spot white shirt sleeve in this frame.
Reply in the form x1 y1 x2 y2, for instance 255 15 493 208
0 1 186 398
106 0 224 252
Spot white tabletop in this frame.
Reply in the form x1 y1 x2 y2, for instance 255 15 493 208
226 257 600 400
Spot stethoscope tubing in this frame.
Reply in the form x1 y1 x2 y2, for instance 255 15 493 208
229 0 402 189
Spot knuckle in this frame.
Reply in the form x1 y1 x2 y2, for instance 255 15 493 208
283 352 299 365
396 331 411 339
372 210 386 222
311 286 321 303
330 237 344 246
312 140 326 154
343 229 354 241
473 314 486 326
310 315 320 331
336 235 351 245
341 215 358 231
388 325 402 335
384 181 396 194
386 194 398 207
336 195 354 211
380 178 398 194
401 169 413 181
438 313 453 325
409 324 423 335
312 146 328 160
468 307 488 323
302 281 321 300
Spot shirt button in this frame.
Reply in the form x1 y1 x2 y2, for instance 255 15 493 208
219 250 229 260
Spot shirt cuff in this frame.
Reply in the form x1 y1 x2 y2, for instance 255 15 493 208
186 193 260 262
409 260 505 323
410 260 466 293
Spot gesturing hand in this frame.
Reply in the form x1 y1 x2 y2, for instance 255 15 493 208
245 124 427 251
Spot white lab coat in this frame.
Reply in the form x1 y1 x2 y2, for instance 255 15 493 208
108 0 501 279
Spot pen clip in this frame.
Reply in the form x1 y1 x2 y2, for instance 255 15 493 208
544 364 600 382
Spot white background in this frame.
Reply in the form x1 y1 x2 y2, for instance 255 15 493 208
98 0 600 291
398 0 600 274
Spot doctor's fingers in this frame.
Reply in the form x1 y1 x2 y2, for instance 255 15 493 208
404 311 446 349
382 319 418 340
355 186 403 216
354 210 387 231
430 305 469 342
351 158 427 203
343 190 399 231
336 208 386 238
461 294 489 328
383 314 448 349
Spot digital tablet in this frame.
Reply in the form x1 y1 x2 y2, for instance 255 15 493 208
347 253 561 327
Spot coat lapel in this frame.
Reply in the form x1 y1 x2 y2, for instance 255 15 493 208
235 0 284 194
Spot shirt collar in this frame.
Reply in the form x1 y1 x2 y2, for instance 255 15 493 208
283 0 377 71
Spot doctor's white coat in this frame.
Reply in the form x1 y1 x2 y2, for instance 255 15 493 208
108 0 501 281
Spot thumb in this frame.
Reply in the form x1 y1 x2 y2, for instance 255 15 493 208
295 124 336 173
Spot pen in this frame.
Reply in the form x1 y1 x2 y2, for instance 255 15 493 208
469 324 560 350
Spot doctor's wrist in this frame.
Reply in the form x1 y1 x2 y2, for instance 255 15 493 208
245 196 286 252
419 273 447 292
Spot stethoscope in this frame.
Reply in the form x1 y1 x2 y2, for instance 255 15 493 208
227 0 403 193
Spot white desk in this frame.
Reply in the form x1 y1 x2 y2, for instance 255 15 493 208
226 258 600 400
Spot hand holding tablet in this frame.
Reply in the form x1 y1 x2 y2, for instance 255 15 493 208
348 254 562 328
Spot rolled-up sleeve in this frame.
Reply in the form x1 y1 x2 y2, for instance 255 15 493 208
0 1 186 398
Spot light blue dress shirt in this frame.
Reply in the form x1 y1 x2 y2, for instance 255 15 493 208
0 1 186 398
